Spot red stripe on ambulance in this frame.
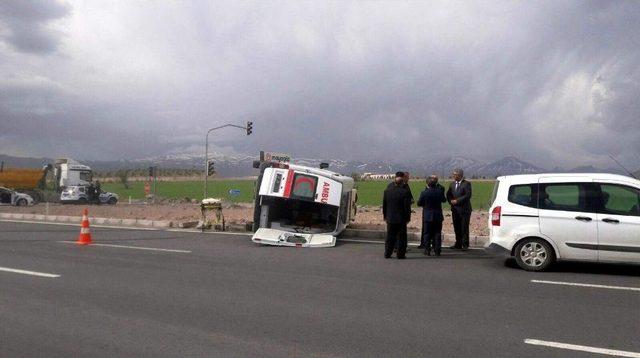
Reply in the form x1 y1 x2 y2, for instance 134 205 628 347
283 169 295 198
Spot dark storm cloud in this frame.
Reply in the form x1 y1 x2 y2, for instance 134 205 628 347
0 1 639 168
0 0 70 54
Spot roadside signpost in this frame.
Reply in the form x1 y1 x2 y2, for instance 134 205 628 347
262 151 290 164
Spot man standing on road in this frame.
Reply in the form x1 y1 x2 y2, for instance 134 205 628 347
446 168 472 250
417 174 446 256
388 172 414 251
383 172 412 259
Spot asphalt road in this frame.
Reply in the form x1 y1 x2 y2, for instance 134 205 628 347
0 220 638 357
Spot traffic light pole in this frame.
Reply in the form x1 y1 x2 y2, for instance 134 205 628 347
204 123 252 198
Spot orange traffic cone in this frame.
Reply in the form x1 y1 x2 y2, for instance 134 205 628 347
77 208 92 245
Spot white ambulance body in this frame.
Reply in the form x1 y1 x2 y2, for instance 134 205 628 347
252 163 357 247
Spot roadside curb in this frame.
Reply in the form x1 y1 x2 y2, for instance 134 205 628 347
343 228 488 246
0 213 174 230
0 213 488 246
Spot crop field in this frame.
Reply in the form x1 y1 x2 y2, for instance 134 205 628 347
103 179 496 209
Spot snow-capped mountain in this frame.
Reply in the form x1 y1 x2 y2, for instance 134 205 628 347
473 156 545 177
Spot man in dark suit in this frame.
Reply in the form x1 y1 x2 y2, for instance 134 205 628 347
383 172 412 259
446 168 472 249
388 172 414 252
417 174 447 256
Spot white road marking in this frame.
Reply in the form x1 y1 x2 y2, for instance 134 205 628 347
524 339 640 357
531 279 640 292
59 241 191 253
0 266 60 278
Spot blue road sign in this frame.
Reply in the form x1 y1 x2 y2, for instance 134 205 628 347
228 189 241 197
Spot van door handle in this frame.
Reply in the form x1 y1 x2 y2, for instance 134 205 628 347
602 218 620 224
575 216 592 222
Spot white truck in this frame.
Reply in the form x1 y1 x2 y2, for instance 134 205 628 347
54 158 93 190
251 160 357 247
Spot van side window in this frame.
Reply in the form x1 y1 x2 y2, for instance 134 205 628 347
507 184 537 208
539 183 589 213
598 184 640 217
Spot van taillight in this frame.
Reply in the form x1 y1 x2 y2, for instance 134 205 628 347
491 206 501 226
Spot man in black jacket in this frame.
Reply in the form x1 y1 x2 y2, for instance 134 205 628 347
446 168 472 249
383 172 412 259
417 175 446 256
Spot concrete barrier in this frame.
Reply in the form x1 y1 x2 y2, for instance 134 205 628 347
121 219 137 226
92 217 109 225
106 218 123 226
136 219 154 227
34 214 46 221
152 220 172 228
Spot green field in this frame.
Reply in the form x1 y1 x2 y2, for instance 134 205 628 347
103 179 496 209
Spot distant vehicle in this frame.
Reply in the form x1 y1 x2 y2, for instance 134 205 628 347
251 160 357 247
487 173 640 271
54 158 93 190
60 185 119 205
0 187 35 206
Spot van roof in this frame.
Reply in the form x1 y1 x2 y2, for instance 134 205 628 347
496 173 640 185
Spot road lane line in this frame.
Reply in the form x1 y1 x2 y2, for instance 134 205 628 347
0 266 60 278
531 279 640 292
59 241 191 253
524 339 640 357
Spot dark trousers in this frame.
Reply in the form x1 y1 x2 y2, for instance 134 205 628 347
451 210 471 248
423 220 443 253
385 223 407 258
419 224 427 247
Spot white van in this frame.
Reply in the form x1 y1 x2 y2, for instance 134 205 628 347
487 173 640 271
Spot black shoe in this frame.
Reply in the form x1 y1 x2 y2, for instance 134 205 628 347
424 250 431 256
449 245 461 249
461 246 469 251
435 251 441 256
397 256 406 260
384 254 392 259
417 245 426 249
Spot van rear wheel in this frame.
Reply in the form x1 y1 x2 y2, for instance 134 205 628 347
514 238 554 272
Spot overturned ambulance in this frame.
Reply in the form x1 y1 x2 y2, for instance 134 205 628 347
251 158 357 247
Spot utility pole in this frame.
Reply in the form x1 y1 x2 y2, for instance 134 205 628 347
204 121 253 198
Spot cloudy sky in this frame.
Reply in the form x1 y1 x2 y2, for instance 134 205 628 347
1 0 639 168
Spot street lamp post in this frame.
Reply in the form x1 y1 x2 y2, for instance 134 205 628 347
204 122 253 198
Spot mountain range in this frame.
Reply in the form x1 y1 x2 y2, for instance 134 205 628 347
2 153 635 178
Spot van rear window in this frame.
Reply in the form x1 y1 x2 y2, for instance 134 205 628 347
508 184 537 208
291 174 317 200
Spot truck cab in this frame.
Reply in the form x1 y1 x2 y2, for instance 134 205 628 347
252 163 357 247
54 158 93 190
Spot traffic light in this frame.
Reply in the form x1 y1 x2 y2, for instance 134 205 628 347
246 121 253 135
207 160 215 176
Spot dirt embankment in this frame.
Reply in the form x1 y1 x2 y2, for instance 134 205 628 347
0 203 489 236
